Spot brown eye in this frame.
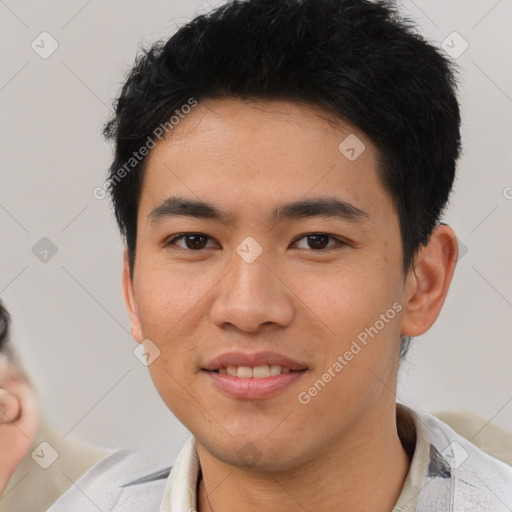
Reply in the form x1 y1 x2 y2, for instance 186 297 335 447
165 233 215 250
293 233 343 251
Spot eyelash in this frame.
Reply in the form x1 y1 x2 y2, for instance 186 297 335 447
163 232 349 252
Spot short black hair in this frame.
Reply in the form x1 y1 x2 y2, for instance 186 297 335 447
0 300 11 353
103 0 461 358
0 302 29 380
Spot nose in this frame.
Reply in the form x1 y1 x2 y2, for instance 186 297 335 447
209 254 294 334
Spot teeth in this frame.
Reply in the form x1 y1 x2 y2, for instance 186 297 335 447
269 365 282 376
253 365 270 378
237 366 253 378
219 365 293 378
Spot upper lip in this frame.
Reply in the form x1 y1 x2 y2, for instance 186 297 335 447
203 351 307 371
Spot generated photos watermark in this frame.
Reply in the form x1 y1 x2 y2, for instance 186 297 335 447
93 97 198 200
298 301 403 405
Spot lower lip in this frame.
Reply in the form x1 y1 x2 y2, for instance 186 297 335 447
204 370 307 400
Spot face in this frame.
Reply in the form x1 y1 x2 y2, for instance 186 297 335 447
124 98 413 471
0 357 39 492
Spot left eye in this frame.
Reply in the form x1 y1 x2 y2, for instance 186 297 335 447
292 233 344 250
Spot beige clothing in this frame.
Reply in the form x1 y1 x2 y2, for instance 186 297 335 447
1 418 110 512
433 409 512 466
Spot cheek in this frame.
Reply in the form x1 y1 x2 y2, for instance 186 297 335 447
296 259 401 337
146 362 194 424
295 263 404 404
134 259 201 337
133 261 210 378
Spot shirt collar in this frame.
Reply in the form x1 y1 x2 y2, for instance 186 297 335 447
160 405 428 512
159 436 199 511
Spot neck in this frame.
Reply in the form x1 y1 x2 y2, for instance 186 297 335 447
196 403 411 512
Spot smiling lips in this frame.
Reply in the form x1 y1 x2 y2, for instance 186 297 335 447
203 351 308 399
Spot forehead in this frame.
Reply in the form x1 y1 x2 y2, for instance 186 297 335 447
138 98 394 226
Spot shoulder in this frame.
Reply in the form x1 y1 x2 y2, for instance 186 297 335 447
46 449 172 512
431 408 512 465
415 409 512 511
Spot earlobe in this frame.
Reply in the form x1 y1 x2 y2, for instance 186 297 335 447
400 224 458 337
122 252 143 343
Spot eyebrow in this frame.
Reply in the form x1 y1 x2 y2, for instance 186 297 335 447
148 195 370 226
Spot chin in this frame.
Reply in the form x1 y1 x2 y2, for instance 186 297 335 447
198 433 313 472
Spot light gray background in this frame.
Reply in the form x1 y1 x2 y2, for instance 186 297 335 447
1 0 511 458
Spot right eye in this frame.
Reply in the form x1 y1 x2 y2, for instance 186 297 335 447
164 233 218 251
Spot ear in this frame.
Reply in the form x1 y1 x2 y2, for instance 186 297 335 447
122 251 143 343
0 362 39 493
401 224 458 337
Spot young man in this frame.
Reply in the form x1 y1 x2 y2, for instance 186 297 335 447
48 0 512 510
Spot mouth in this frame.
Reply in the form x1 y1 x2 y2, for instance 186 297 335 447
202 352 308 399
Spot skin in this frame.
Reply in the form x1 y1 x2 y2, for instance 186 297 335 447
123 98 458 511
0 357 39 493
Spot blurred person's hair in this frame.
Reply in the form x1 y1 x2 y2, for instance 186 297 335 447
0 301 27 379
1 300 11 353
